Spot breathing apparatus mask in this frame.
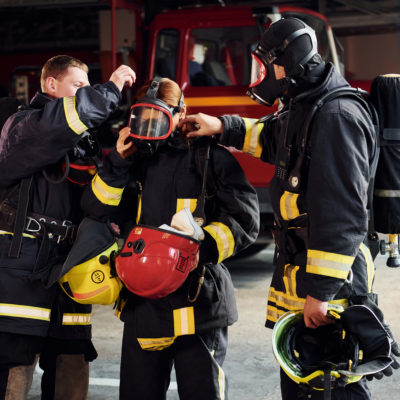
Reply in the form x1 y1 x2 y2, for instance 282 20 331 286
129 76 184 156
247 17 318 106
42 128 101 186
65 129 101 185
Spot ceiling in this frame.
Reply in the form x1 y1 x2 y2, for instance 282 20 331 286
0 0 398 55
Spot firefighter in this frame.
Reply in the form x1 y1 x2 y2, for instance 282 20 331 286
82 77 260 400
178 17 399 399
0 55 135 399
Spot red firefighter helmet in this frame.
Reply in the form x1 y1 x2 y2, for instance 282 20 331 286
115 225 200 299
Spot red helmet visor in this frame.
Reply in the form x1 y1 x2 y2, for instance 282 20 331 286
249 53 267 88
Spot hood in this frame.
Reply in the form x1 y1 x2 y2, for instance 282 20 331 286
293 63 350 103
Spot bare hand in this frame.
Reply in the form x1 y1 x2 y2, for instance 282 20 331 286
116 127 136 159
109 65 136 92
303 295 335 328
178 113 223 138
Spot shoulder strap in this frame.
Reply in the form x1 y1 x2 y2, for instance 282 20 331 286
192 138 217 226
288 88 379 198
8 176 33 258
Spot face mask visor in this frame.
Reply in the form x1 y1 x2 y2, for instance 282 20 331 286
249 53 267 88
129 103 173 141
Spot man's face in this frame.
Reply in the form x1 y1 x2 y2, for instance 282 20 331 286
50 66 89 98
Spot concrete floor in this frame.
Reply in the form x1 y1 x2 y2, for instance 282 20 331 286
29 242 400 399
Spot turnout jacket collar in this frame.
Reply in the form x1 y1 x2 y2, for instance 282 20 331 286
291 63 350 104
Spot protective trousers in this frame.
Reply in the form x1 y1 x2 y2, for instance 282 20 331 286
120 326 228 400
280 369 371 400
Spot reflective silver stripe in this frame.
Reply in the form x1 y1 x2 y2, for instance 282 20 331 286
374 189 400 197
0 303 50 321
91 174 123 206
243 118 262 157
63 96 88 135
62 313 92 325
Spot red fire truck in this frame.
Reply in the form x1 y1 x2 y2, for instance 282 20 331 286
5 3 346 243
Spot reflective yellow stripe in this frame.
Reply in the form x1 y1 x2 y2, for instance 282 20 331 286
137 337 176 351
204 222 235 263
173 307 195 336
268 286 305 310
63 96 88 135
91 174 124 206
280 191 300 221
360 242 375 292
307 249 354 279
176 198 197 214
136 194 142 224
0 230 36 239
217 363 226 400
185 96 260 107
0 303 50 321
62 313 91 325
242 118 263 158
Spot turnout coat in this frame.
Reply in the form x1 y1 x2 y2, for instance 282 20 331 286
218 63 377 328
0 82 121 337
83 137 260 348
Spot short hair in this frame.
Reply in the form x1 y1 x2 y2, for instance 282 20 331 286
40 55 89 92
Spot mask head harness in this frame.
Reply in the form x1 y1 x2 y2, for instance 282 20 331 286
129 76 184 155
247 17 318 106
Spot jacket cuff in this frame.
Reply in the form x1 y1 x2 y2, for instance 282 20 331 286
198 231 219 266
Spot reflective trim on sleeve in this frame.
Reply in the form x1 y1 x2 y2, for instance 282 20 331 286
204 222 235 263
91 174 124 206
242 118 263 158
62 313 92 326
137 337 176 351
306 249 354 279
359 242 375 292
176 198 198 214
0 303 51 321
63 96 88 135
280 191 300 221
374 189 400 197
173 307 195 336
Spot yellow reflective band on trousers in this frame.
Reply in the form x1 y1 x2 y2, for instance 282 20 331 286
359 242 375 292
306 249 354 279
176 198 198 214
0 303 51 321
280 191 300 221
242 118 263 158
137 337 177 351
173 307 195 336
91 174 124 206
217 363 226 400
63 96 88 135
62 313 92 325
204 222 235 263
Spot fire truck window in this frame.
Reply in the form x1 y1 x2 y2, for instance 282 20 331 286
154 29 179 80
189 26 260 87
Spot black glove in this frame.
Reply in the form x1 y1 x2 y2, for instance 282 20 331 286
365 320 400 380
349 294 400 381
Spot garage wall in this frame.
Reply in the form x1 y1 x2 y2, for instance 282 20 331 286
341 32 400 80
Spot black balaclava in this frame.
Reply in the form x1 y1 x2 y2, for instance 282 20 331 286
248 17 324 105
